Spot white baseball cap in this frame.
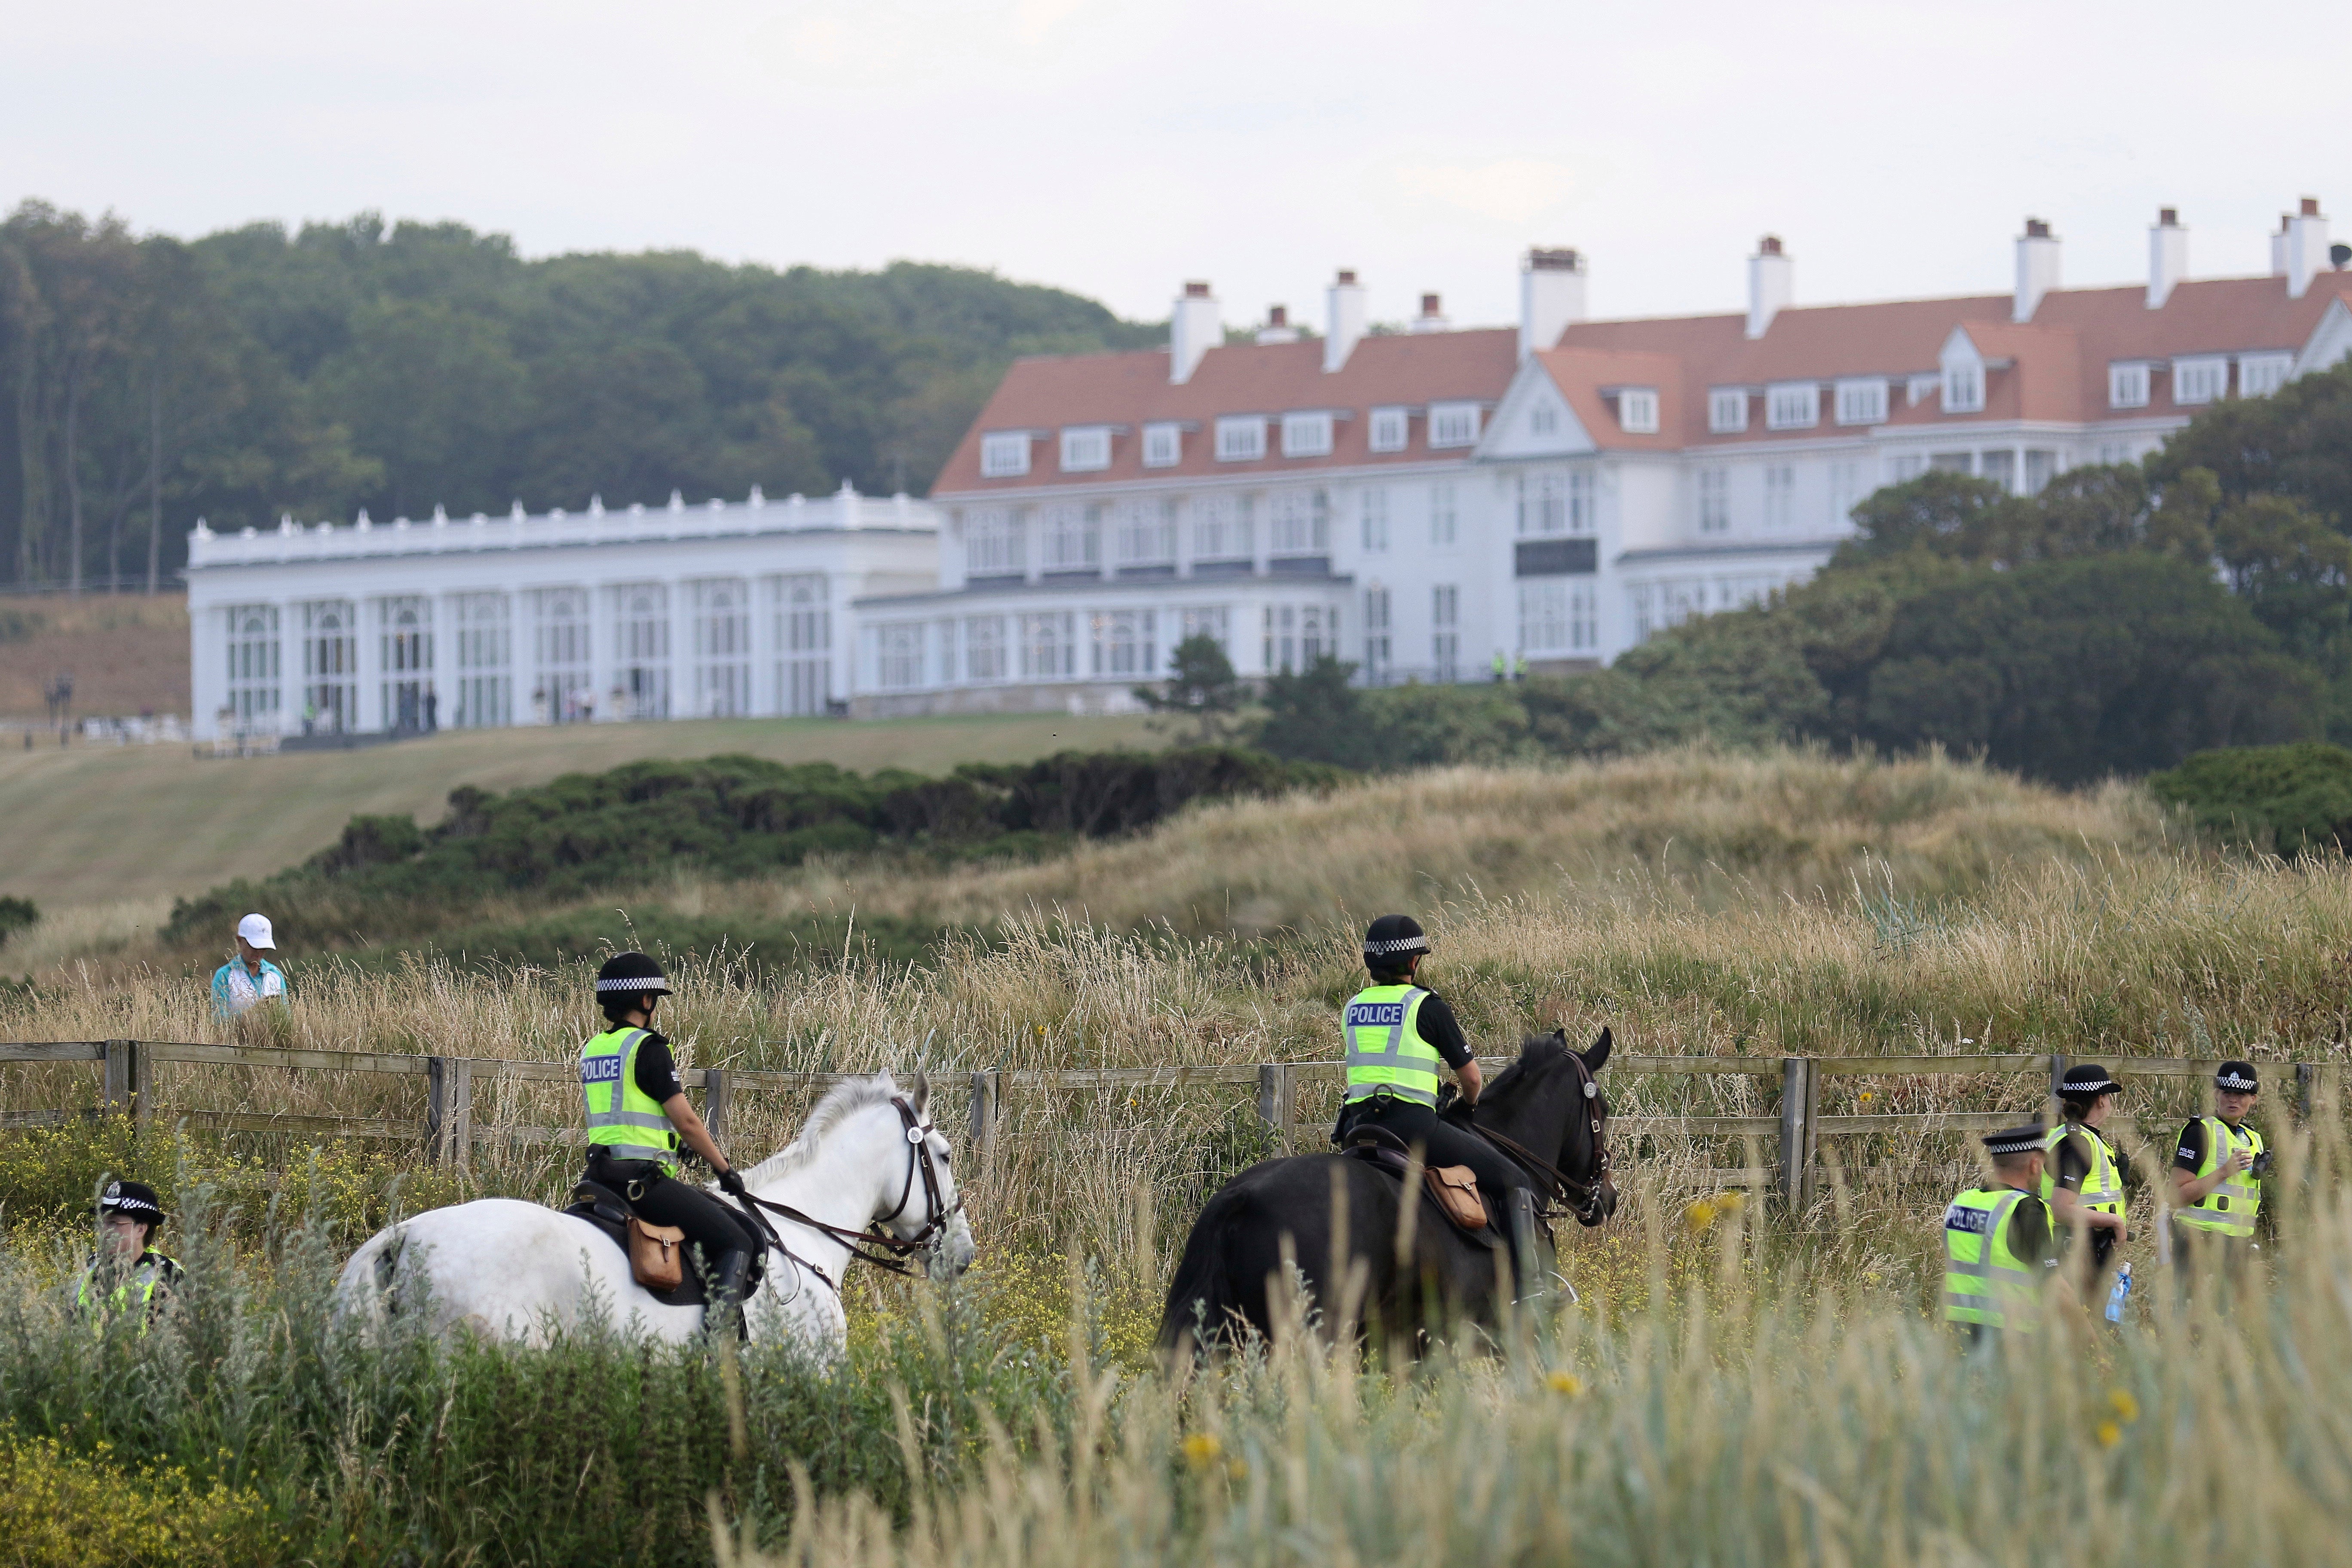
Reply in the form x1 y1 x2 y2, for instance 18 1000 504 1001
236 913 276 949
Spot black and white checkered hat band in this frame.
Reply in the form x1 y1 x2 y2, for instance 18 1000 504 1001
1983 1126 2046 1155
1364 936 1430 956
103 1193 160 1217
2217 1071 2257 1091
2063 1075 2120 1097
596 976 671 992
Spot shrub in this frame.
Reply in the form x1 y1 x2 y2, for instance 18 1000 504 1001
0 1435 287 1567
2148 741 2352 855
0 894 37 948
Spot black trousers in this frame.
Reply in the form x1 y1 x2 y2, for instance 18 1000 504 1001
587 1152 758 1270
1335 1096 1535 1207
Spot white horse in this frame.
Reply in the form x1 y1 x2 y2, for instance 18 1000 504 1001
335 1072 975 1359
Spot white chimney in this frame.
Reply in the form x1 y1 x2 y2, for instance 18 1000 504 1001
1169 280 1220 384
1410 292 1449 334
1746 236 1792 340
1255 304 1298 345
1519 247 1586 357
2148 207 2187 309
2288 196 2331 299
2014 217 2060 323
1323 270 1366 372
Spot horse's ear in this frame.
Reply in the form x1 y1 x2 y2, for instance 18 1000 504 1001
910 1071 931 1115
1580 1026 1613 1075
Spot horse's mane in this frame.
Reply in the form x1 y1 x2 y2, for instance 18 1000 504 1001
1479 1034 1570 1101
740 1072 900 1185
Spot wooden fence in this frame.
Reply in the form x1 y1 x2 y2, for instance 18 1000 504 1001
6 1039 2341 1207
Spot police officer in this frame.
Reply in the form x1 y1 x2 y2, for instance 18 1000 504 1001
581 952 760 1333
2170 1060 2267 1293
1333 915 1544 1276
2043 1064 2129 1292
1943 1122 2058 1344
77 1180 181 1327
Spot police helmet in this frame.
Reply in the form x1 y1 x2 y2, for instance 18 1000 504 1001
97 1179 166 1228
2215 1061 2259 1093
1363 915 1430 971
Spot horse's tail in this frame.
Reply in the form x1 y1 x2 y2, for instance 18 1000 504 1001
1157 1182 1264 1357
334 1223 409 1332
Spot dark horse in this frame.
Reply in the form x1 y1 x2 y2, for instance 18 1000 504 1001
1158 1029 1616 1353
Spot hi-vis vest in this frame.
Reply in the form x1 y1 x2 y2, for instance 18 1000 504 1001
1343 985 1440 1106
2042 1123 2126 1227
77 1252 178 1328
581 1026 680 1173
2177 1116 2264 1237
1944 1187 2044 1331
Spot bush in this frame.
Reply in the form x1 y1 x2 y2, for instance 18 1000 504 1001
0 1435 287 1568
2148 741 2352 855
0 894 37 948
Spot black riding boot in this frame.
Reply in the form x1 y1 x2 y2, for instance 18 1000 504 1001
704 1250 753 1341
1507 1189 1550 1302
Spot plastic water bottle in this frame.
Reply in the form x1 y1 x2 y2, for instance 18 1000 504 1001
2104 1262 2133 1324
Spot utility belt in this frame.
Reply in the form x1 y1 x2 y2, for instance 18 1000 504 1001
584 1148 670 1204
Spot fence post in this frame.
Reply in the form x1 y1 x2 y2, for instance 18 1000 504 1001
702 1067 732 1144
101 1040 130 1115
968 1069 998 1172
2047 1052 2067 1124
426 1057 473 1167
1777 1057 1817 1214
129 1040 152 1127
1257 1063 1297 1153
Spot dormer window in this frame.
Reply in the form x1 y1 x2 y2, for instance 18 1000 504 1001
2173 356 2227 405
1215 416 1267 462
1942 363 1984 414
1368 407 1410 452
980 432 1032 478
1281 411 1333 458
2238 352 2293 399
1142 422 1182 467
1766 382 1819 430
1428 402 1481 448
1615 388 1659 435
1709 389 1749 434
1059 426 1112 472
2108 362 2151 410
1834 378 1887 426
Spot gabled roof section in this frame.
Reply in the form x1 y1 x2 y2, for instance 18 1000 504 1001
1518 347 1686 451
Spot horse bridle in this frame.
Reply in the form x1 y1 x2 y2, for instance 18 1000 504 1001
1471 1048 1612 1227
730 1095 965 1290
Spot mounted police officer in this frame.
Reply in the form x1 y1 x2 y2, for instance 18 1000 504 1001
1943 1122 2058 1345
77 1180 181 1329
2170 1060 2268 1295
2044 1064 2129 1294
1333 915 1544 1276
580 952 760 1334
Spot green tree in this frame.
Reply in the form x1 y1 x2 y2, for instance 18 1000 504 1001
2149 359 2352 526
1133 634 1243 744
1256 655 1373 769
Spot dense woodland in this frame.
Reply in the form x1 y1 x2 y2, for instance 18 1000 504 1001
0 201 1159 590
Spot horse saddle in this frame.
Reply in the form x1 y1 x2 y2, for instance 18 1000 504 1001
1338 1128 1497 1243
562 1179 763 1311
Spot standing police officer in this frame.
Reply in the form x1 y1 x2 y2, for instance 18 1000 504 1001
1943 1122 2059 1344
1333 915 1544 1274
77 1180 181 1328
2043 1064 2129 1295
2171 1060 2267 1294
581 952 760 1333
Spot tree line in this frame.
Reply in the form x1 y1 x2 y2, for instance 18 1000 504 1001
0 201 1160 591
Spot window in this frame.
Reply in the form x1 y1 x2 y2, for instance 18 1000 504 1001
612 583 670 719
2108 362 2151 409
1041 503 1101 572
1616 388 1658 435
2095 441 2133 467
934 618 959 686
1090 609 1157 677
964 615 1007 681
1261 604 1338 671
1368 407 1409 452
1828 462 1867 526
1215 416 1267 461
1892 454 1927 482
1020 611 1077 679
2174 357 2228 404
1363 587 1391 676
2024 450 2057 494
1942 363 1984 414
1360 488 1389 551
450 593 510 729
1268 489 1329 554
1142 423 1182 467
1517 580 1597 655
1709 389 1749 434
691 579 751 717
1763 465 1796 529
224 605 280 732
2239 353 2293 398
532 587 592 723
1430 482 1458 545
1431 585 1460 680
1530 401 1559 436
1766 382 1819 430
965 507 1025 577
377 596 432 732
874 622 925 689
980 432 1031 478
1929 452 1973 474
774 574 831 715
1428 402 1481 447
1981 450 2016 493
1834 379 1888 426
1281 411 1333 458
302 600 357 734
1060 426 1112 472
1179 606 1231 654
1698 469 1729 534
1115 499 1177 566
1191 493 1253 561
1517 470 1594 536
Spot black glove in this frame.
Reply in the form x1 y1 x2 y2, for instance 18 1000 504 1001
718 1167 747 1197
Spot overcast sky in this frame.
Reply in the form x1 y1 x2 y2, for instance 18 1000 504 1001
6 0 2344 332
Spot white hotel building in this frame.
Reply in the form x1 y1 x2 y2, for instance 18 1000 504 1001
189 200 2352 735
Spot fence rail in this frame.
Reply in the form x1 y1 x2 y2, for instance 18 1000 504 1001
4 1040 2340 1206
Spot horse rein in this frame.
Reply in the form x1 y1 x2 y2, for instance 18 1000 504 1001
1469 1049 1611 1226
728 1095 963 1291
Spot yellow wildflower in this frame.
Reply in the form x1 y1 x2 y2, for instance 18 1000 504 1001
2107 1388 2140 1423
1683 1199 1718 1233
2095 1420 2122 1448
1182 1432 1223 1469
1547 1370 1583 1397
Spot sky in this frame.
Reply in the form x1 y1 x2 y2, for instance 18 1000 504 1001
4 0 2345 333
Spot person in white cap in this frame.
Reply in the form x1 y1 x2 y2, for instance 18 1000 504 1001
211 913 291 1019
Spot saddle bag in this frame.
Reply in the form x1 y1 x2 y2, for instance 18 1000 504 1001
1426 1165 1487 1231
627 1217 687 1292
